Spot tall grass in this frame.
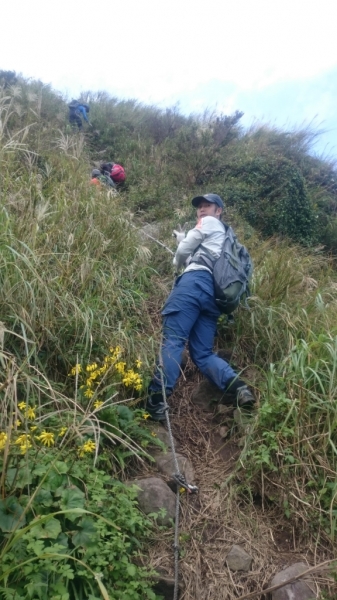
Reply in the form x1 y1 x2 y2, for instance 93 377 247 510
221 239 337 543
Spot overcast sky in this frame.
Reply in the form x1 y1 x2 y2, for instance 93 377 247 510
1 0 336 157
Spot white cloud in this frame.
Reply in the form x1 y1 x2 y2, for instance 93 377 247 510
2 0 337 103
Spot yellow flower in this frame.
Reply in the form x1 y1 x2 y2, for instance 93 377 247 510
78 440 96 457
84 388 94 399
122 369 142 388
58 427 67 437
142 413 150 420
30 425 37 432
20 440 32 454
15 434 32 453
115 361 126 374
18 401 26 410
69 364 82 376
86 363 98 372
0 433 8 450
135 359 142 369
151 432 157 437
26 407 36 420
87 370 99 381
110 346 122 361
93 400 103 409
36 431 55 447
16 420 22 427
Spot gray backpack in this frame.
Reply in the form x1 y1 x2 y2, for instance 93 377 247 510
191 223 253 314
213 224 253 314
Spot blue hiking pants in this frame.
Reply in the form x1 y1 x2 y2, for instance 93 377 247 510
150 270 237 395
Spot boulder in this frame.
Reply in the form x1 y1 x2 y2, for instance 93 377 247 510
270 563 317 600
132 477 176 525
153 452 195 484
226 544 252 572
149 423 180 451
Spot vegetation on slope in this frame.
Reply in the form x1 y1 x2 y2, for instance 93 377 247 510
0 71 337 597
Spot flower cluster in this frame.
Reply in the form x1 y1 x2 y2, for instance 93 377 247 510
15 434 32 454
78 440 96 457
68 346 143 401
18 402 36 421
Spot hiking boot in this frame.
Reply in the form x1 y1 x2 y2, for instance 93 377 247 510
236 386 255 410
145 393 168 422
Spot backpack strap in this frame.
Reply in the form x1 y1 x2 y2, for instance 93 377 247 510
189 221 228 271
189 247 215 271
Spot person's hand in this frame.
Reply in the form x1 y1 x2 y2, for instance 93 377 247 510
172 223 187 245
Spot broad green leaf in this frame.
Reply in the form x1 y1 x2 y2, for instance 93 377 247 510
30 516 61 539
34 488 53 507
6 467 33 489
0 497 26 532
72 517 97 547
60 487 85 511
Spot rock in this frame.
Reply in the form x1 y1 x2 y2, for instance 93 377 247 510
149 423 180 451
153 575 178 600
226 544 252 572
270 563 317 600
154 452 195 484
191 380 233 410
132 477 176 525
219 425 230 438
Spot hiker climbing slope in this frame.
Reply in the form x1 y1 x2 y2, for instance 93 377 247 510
90 169 116 188
146 193 255 421
68 100 91 129
100 162 126 185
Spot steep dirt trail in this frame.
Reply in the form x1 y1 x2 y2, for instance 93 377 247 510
141 358 334 600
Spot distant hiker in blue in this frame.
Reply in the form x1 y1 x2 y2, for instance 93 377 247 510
68 100 90 129
146 193 255 421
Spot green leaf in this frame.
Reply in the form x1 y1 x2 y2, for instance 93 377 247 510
34 488 54 507
72 517 97 548
30 516 62 539
0 497 26 532
53 461 70 474
44 470 67 492
5 467 32 489
126 563 137 577
60 487 85 511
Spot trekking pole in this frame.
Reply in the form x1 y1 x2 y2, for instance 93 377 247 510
157 338 198 600
130 224 174 255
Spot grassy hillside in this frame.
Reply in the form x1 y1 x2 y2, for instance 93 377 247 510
0 73 337 598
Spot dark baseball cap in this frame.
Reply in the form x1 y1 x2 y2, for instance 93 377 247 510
191 193 224 209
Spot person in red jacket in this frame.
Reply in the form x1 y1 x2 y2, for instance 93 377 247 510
100 162 126 184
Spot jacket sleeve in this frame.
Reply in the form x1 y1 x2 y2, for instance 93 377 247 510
79 106 89 122
173 228 203 269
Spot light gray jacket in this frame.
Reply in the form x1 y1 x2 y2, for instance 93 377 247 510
173 216 225 274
